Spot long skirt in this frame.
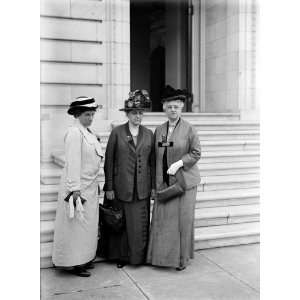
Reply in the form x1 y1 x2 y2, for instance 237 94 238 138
98 191 150 265
52 181 99 267
147 187 197 268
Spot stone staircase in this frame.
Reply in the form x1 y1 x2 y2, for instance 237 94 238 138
40 113 260 268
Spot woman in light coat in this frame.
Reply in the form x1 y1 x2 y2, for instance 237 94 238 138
147 85 201 271
52 96 103 277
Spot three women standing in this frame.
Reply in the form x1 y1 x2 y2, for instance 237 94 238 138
147 85 201 271
98 90 156 268
52 86 200 276
52 97 103 277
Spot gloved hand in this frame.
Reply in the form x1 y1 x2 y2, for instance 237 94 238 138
151 189 156 200
72 191 81 205
167 160 183 175
106 190 115 200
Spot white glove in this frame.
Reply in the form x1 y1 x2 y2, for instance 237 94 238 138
167 160 183 175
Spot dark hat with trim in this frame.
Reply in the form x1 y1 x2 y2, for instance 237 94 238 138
119 90 151 111
67 96 102 115
161 85 190 103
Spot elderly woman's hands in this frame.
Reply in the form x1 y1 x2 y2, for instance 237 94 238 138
167 160 183 175
106 190 115 200
151 189 156 200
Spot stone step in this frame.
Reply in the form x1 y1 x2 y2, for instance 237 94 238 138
198 161 259 176
112 120 259 131
199 151 259 164
141 112 241 122
40 187 260 221
92 130 259 144
41 221 54 243
199 174 259 192
42 158 259 185
40 184 60 202
40 242 53 269
51 149 259 169
196 130 259 141
194 222 260 250
196 188 260 208
195 204 259 227
40 220 260 268
40 172 259 202
41 203 259 243
41 187 260 221
199 140 259 152
41 201 58 221
76 139 260 153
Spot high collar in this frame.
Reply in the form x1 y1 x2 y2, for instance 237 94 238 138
125 122 144 152
73 119 103 158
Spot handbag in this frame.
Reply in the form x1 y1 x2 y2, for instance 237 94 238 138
156 181 184 203
157 163 201 203
99 201 124 233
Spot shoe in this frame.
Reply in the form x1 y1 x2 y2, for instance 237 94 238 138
116 261 126 268
69 266 91 277
176 266 186 271
84 262 95 269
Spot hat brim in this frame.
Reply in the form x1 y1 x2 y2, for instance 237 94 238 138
119 108 146 112
161 95 186 103
68 104 101 115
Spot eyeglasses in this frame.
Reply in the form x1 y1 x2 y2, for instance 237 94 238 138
166 105 181 110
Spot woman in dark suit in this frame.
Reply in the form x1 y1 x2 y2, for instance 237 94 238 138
99 90 155 268
147 85 201 271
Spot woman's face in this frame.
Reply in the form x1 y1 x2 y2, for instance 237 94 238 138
127 110 144 126
164 100 183 121
77 110 95 127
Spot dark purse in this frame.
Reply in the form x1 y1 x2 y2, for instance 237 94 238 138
99 198 124 233
156 181 184 203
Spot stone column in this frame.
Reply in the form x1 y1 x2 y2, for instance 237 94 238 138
238 0 258 120
191 0 201 112
165 0 187 89
103 0 130 122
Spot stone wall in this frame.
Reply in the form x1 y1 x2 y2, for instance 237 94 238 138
40 0 130 161
204 0 257 114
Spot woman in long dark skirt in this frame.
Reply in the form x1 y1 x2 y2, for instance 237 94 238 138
98 90 155 268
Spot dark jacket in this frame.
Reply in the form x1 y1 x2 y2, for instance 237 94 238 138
103 122 155 202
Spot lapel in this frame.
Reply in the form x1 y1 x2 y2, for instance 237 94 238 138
135 125 144 152
124 122 136 153
168 117 182 141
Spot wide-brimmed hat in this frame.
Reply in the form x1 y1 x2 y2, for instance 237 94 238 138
67 96 102 115
161 85 190 103
119 90 151 112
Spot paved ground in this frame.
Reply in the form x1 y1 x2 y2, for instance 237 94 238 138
41 244 259 300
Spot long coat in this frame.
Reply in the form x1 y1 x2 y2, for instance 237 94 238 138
103 122 155 201
147 118 201 268
52 121 103 267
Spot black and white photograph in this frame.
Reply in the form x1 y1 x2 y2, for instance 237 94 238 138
38 0 261 299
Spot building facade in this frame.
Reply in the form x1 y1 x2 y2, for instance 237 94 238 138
40 0 258 162
40 0 259 268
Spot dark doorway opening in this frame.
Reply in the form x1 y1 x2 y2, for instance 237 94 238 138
130 0 192 112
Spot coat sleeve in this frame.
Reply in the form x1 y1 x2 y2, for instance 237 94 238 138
181 125 201 170
149 129 156 190
103 128 117 191
65 128 82 192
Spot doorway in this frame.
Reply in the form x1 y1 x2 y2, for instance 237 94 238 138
130 0 192 112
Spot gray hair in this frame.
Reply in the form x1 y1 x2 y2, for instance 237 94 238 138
162 100 184 111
